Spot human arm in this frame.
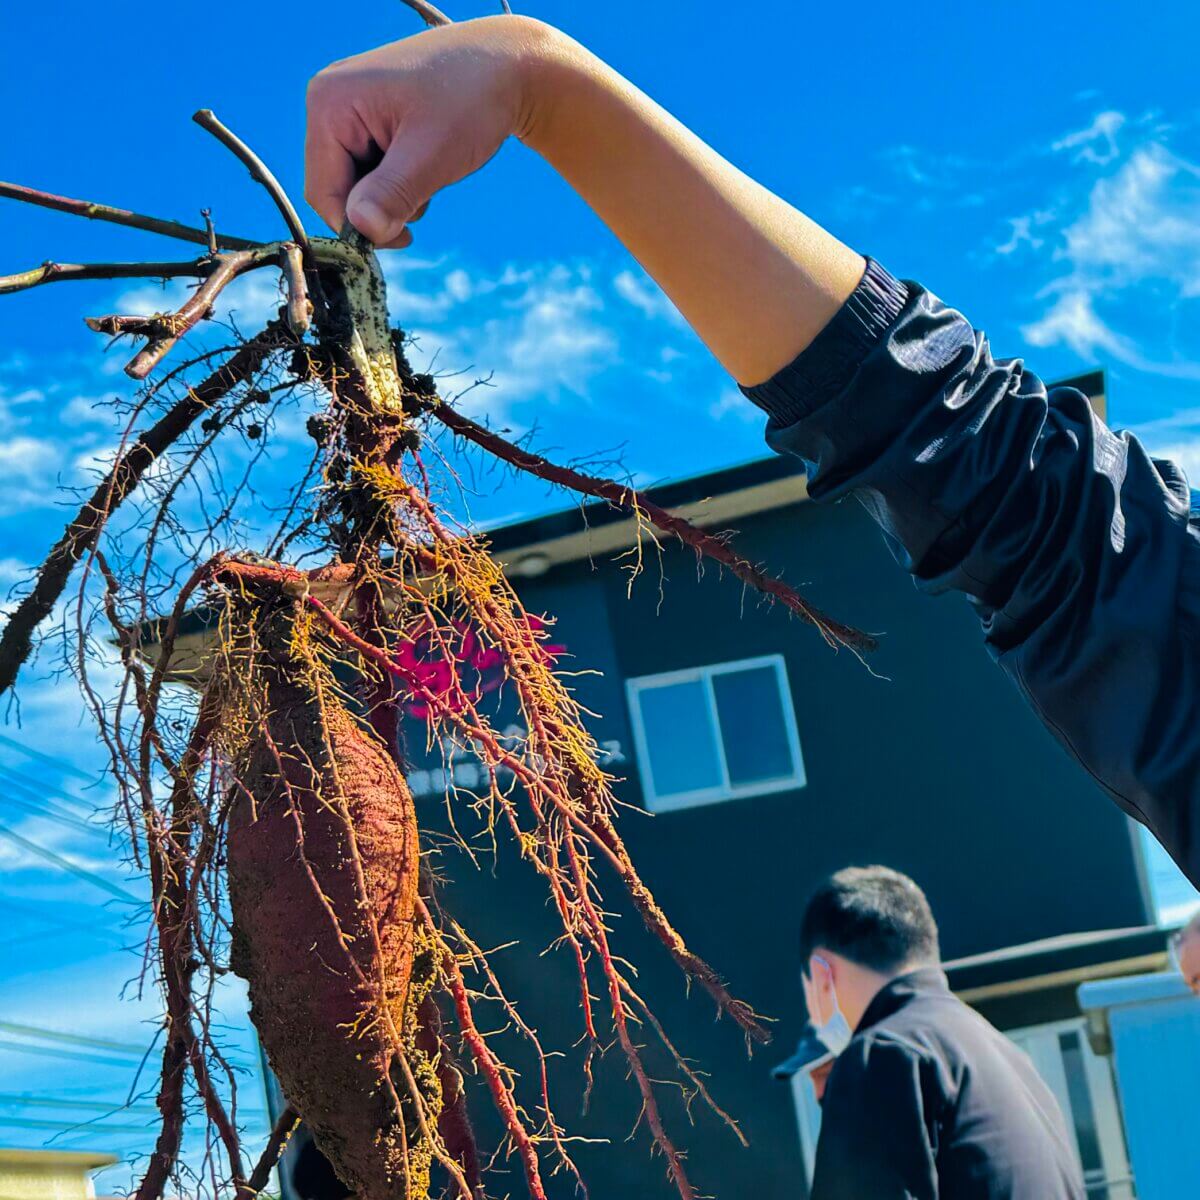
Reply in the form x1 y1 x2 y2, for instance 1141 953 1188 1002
305 19 1200 889
747 261 1200 890
304 15 863 385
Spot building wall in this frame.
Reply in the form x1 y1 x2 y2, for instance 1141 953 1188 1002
402 483 1152 1200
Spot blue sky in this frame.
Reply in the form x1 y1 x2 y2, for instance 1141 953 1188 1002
2 0 1200 1190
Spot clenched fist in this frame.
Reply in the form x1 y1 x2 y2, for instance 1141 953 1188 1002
304 16 561 247
304 13 861 384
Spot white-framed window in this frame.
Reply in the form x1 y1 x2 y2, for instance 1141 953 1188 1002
625 654 806 813
1007 1018 1134 1200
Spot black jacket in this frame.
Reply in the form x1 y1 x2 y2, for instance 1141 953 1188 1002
810 968 1084 1199
744 259 1200 889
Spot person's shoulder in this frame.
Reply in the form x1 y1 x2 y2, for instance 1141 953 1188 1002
857 990 988 1067
843 1024 936 1070
824 1025 950 1115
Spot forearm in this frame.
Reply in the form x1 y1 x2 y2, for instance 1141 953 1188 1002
519 25 863 385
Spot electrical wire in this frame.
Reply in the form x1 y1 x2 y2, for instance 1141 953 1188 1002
0 1020 145 1055
0 789 100 837
0 1093 265 1118
0 896 128 936
0 1039 144 1070
0 761 99 813
0 732 93 781
0 824 141 903
0 1114 151 1135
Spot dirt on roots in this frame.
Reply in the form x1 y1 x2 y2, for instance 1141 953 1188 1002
226 652 436 1200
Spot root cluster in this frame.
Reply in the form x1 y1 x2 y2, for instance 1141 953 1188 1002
0 96 870 1200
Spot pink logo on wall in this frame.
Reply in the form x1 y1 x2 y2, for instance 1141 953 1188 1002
396 614 566 720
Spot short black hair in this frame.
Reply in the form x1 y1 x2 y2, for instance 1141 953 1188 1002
799 865 939 974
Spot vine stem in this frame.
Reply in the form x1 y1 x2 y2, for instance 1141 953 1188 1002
193 110 312 259
85 247 282 378
0 324 288 700
0 259 214 296
399 0 453 26
0 180 261 250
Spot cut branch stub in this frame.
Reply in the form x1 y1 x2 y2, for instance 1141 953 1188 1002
81 248 280 379
193 110 312 259
279 243 312 334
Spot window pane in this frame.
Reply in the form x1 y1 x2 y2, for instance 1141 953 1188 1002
1058 1030 1105 1182
712 665 795 787
636 680 722 798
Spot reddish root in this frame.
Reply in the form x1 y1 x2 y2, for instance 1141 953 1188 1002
420 897 550 1200
427 398 875 654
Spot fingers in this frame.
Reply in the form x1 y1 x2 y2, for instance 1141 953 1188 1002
375 226 415 251
304 75 375 233
304 136 356 232
353 200 426 250
344 133 434 246
305 98 428 248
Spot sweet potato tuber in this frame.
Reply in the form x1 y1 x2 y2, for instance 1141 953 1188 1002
226 631 436 1199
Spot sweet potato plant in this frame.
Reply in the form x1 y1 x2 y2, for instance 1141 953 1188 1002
0 6 871 1197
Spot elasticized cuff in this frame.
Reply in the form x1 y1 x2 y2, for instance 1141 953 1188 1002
740 257 909 426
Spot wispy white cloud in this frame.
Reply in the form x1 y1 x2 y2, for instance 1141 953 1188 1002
708 386 758 424
59 392 121 425
613 269 684 325
388 258 626 426
1053 110 1126 165
0 434 63 515
1022 290 1200 380
0 811 119 880
1015 120 1200 380
0 378 47 438
0 434 56 481
875 145 985 211
113 269 287 335
0 556 29 586
1145 437 1200 485
996 211 1054 256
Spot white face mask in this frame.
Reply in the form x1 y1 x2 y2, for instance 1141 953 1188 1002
807 955 854 1057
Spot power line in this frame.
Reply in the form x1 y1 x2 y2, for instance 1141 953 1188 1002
0 761 99 813
0 1039 142 1070
0 1093 265 1118
0 824 141 904
0 927 127 953
0 732 94 782
0 1093 160 1115
0 1114 151 1135
0 896 128 936
0 789 100 838
0 1020 146 1056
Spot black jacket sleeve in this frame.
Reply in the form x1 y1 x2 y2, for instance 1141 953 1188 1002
810 1034 942 1200
743 259 1200 889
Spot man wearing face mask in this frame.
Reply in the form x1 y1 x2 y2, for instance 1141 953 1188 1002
800 866 1084 1199
1169 910 1200 993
